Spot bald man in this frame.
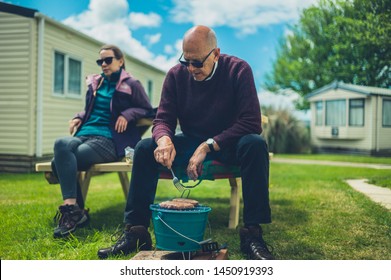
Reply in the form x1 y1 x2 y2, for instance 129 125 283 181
98 26 274 260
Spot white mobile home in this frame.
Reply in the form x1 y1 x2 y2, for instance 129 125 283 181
0 3 166 172
307 81 391 155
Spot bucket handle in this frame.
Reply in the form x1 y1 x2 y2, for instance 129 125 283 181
156 212 211 246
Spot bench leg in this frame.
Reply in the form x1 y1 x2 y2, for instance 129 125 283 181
78 171 92 203
118 172 130 199
44 171 59 184
228 178 241 229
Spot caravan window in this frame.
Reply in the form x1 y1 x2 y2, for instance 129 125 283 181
349 99 365 126
147 80 153 102
315 101 323 126
54 52 64 94
383 99 391 127
326 99 346 126
53 51 82 97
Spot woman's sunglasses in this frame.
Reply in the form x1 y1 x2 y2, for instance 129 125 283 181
96 57 115 66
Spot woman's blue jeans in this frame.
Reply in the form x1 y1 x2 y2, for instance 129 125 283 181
51 136 114 208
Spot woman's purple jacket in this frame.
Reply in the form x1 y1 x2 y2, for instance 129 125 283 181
74 69 153 158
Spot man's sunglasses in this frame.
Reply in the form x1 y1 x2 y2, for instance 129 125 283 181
178 48 215 68
96 57 115 66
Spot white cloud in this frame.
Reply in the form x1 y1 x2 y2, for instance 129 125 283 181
164 45 175 55
152 54 180 72
164 39 183 56
145 33 162 46
63 0 128 28
171 0 319 36
129 12 162 29
62 0 174 71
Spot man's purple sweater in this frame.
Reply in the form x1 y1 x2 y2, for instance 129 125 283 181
152 54 262 150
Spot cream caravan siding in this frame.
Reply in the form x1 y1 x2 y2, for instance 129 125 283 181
377 96 391 150
368 95 377 150
308 88 365 101
125 56 165 108
0 12 36 156
41 21 94 155
40 19 165 155
123 59 166 139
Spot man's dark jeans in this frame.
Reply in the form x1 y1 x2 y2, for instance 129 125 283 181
123 134 271 227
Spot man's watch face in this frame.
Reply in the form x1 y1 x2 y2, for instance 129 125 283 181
206 139 214 151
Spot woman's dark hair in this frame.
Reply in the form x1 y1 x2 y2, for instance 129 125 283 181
99 44 126 69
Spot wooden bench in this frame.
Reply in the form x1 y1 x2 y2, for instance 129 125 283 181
35 161 132 202
36 115 270 229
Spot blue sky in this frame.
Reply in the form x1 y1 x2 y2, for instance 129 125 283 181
4 0 318 111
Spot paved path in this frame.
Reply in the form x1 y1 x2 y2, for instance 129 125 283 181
346 179 391 210
272 157 391 211
272 158 391 169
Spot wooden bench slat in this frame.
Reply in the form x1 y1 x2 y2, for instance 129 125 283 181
36 161 132 172
35 162 52 172
90 162 132 172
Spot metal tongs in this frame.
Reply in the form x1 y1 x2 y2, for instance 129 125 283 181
169 168 185 193
169 168 202 198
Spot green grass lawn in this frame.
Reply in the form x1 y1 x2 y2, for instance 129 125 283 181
274 153 391 164
274 154 391 189
0 155 390 260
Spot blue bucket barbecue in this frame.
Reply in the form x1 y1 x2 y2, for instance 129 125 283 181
150 204 211 252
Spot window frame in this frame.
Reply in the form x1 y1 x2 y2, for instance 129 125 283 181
52 50 83 99
383 98 391 127
348 98 365 127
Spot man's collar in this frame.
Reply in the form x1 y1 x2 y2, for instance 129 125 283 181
203 61 218 81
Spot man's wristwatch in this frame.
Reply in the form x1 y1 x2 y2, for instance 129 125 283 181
206 138 215 152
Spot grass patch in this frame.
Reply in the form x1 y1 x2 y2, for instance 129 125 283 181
275 153 391 165
275 153 391 189
0 156 390 260
367 176 391 190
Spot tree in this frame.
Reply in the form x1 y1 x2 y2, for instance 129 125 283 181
265 0 391 109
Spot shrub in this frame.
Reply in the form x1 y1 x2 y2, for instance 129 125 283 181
261 106 310 154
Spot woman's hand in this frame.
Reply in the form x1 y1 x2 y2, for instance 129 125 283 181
154 136 176 169
69 119 81 135
115 115 128 133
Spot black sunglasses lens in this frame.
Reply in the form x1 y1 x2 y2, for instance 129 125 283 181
96 57 114 66
192 62 203 68
179 60 203 68
104 57 113 65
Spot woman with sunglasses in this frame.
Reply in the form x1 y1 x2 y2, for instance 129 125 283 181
51 44 153 238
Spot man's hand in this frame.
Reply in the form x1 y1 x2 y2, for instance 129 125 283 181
69 118 81 135
187 143 209 181
115 115 128 133
154 136 176 169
